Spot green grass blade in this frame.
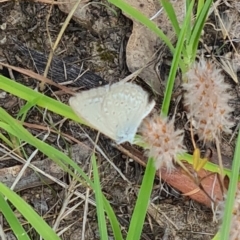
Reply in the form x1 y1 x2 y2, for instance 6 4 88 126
160 0 181 36
102 197 123 240
212 231 220 240
17 97 42 122
188 0 212 61
0 183 61 240
185 0 192 11
196 0 205 19
0 76 85 125
179 153 234 179
0 194 31 240
92 153 108 240
220 129 240 239
0 131 13 148
0 108 92 185
161 0 194 116
126 158 156 240
0 108 123 239
108 0 174 53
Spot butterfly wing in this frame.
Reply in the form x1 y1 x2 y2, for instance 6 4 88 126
103 82 155 143
69 82 155 144
69 85 119 141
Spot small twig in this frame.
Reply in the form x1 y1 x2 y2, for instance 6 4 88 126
0 62 75 95
41 0 83 90
215 137 226 193
82 131 131 184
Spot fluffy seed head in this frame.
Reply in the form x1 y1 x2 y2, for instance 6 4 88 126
139 114 185 172
183 57 233 142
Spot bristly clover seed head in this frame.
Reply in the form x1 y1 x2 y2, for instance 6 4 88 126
139 114 185 172
182 57 234 142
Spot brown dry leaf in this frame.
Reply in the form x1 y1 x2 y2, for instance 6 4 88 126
58 0 185 93
0 159 64 192
122 0 185 94
58 0 89 25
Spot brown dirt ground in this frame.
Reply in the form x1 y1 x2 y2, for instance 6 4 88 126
1 1 240 239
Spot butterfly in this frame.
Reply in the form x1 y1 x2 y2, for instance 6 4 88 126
69 81 155 144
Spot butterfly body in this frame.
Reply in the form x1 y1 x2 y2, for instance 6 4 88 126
69 82 155 144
